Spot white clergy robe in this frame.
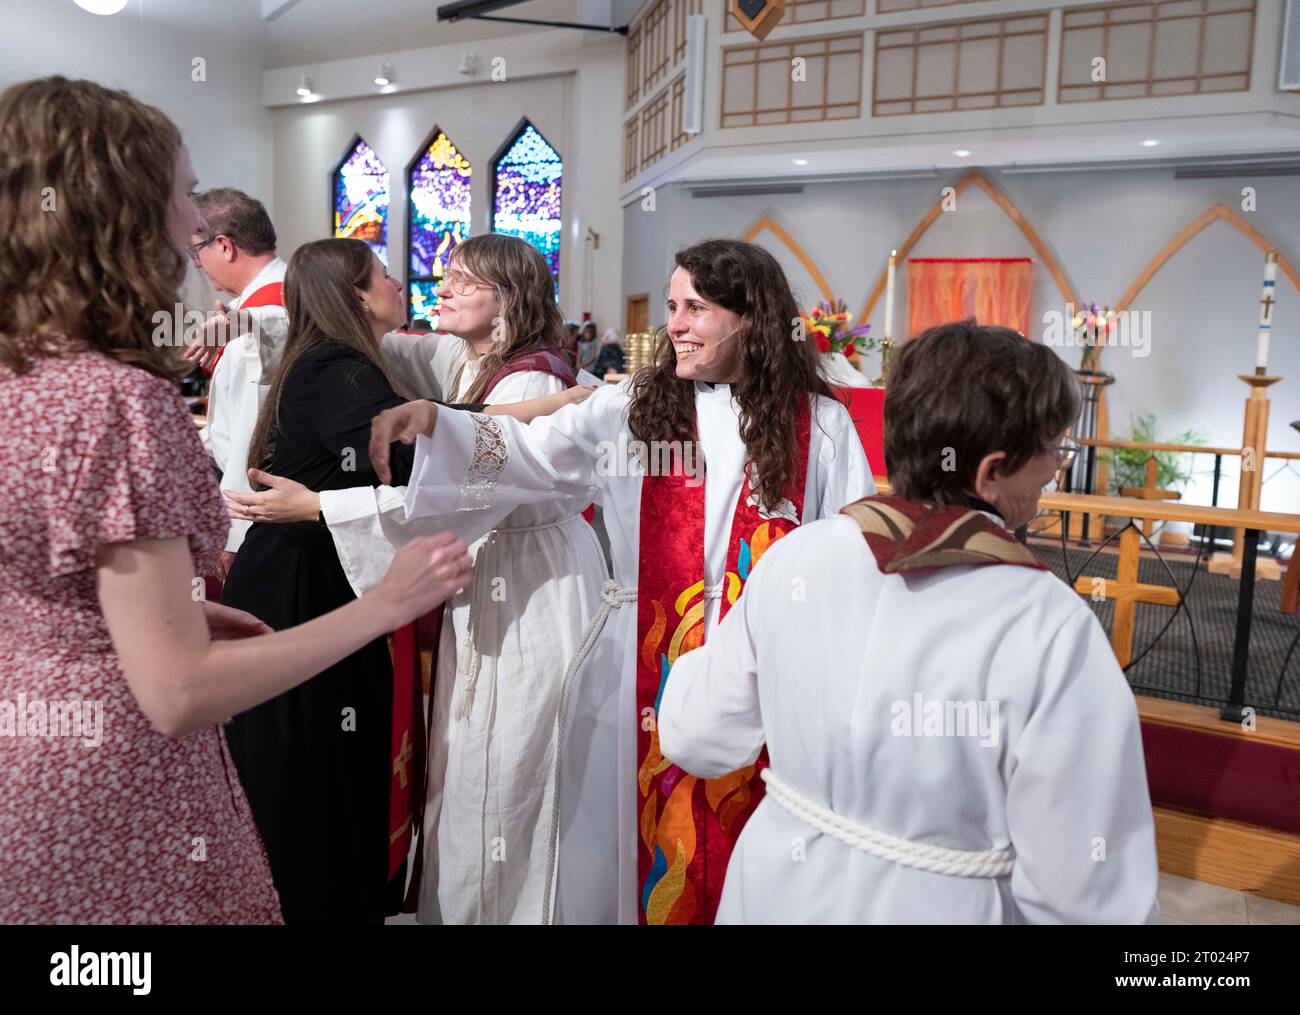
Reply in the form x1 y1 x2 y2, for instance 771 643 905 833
206 257 288 553
317 333 608 925
399 382 875 923
657 512 1161 924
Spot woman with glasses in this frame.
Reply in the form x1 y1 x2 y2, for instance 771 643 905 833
657 320 1159 924
225 234 609 925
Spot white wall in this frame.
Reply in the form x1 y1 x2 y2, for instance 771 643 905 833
1 0 274 209
2 0 274 310
623 168 1300 513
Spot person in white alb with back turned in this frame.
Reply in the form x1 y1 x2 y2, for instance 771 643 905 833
658 319 1160 925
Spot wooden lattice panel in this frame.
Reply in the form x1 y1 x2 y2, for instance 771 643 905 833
670 74 690 150
639 86 672 172
641 0 673 97
626 22 642 110
623 118 640 182
1058 0 1255 103
873 13 1049 116
721 32 864 128
877 0 995 12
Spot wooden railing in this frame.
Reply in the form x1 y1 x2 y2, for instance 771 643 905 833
1038 492 1300 532
869 475 1300 721
1043 492 1300 722
1066 437 1300 547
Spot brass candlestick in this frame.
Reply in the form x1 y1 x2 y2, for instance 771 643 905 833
872 336 894 388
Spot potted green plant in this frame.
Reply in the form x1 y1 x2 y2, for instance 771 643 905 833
1101 413 1207 543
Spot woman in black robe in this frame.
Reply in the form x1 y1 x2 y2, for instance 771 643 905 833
221 238 423 923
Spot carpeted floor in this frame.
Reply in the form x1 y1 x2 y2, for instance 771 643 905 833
1030 537 1300 721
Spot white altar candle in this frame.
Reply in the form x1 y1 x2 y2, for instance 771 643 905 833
884 250 897 340
1256 251 1278 371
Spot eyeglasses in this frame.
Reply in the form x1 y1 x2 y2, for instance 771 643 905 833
439 268 491 297
187 236 217 263
1046 435 1081 467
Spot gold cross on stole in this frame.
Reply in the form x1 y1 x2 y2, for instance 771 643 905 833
393 729 414 790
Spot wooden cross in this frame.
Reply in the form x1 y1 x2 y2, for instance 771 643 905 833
393 729 414 790
1118 457 1180 538
1073 525 1180 667
1261 293 1276 321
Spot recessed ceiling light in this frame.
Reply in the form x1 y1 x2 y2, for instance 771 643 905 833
74 0 129 13
793 158 809 166
1141 139 1159 147
953 149 972 158
296 74 313 97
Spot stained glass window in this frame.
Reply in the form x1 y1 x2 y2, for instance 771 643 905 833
407 128 472 327
492 121 562 295
333 137 389 264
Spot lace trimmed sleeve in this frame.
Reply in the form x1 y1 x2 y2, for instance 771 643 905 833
455 412 508 511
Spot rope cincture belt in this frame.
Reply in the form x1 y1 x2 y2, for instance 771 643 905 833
540 579 637 925
760 769 1017 879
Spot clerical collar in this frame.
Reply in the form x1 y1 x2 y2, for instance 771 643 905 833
231 256 286 310
963 495 1006 527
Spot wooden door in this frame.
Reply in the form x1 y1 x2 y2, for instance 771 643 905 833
626 293 649 333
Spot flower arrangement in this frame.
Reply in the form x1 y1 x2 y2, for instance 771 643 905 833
803 299 876 359
1071 301 1113 373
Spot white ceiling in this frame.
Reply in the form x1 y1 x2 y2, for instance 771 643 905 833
262 0 589 68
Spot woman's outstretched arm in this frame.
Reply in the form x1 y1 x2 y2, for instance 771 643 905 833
97 532 472 738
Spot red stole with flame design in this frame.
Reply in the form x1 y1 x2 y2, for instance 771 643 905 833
635 396 812 924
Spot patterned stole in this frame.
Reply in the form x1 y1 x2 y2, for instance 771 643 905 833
635 396 812 925
840 495 1046 573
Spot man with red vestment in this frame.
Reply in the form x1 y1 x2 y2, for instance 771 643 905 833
185 188 288 577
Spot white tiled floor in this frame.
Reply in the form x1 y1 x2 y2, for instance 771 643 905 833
1157 873 1300 925
386 874 1300 925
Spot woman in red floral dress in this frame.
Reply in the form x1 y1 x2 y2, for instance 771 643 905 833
0 77 473 924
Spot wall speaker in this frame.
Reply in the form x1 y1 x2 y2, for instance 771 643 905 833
1282 0 1300 90
683 14 707 134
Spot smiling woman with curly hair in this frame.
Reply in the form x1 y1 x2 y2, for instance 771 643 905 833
363 237 875 925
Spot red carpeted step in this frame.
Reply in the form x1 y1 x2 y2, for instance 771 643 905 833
1141 721 1300 836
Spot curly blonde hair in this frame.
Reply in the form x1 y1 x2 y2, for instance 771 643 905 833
0 76 188 378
